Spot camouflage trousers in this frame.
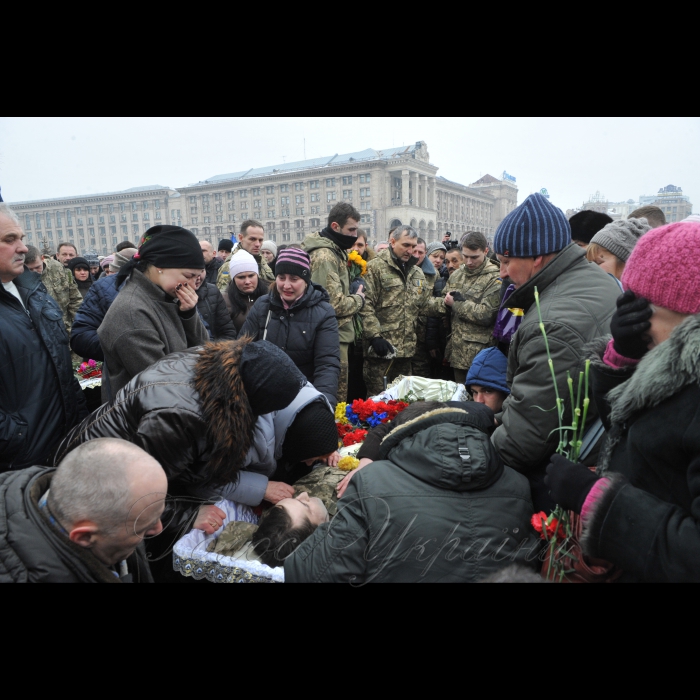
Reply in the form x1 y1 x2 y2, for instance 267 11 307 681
364 357 413 399
338 342 350 404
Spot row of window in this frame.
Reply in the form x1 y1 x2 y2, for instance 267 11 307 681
189 174 373 203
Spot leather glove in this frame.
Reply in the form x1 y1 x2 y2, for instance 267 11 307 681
610 290 653 360
450 292 466 303
545 454 600 514
370 337 394 359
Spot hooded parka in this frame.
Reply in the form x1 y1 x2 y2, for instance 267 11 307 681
0 270 87 472
239 282 340 406
285 406 538 584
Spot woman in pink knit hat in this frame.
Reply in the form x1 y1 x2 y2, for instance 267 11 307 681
545 221 700 582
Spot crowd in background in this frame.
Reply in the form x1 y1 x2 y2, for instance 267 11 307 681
1 195 699 584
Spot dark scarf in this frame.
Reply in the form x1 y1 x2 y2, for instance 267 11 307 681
320 226 356 251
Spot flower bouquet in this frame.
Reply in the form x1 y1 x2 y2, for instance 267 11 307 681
335 399 410 451
73 359 103 390
348 250 367 341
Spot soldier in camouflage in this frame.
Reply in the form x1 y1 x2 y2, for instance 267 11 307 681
25 245 83 333
302 203 366 403
361 225 430 397
216 220 275 292
411 238 438 378
423 232 502 384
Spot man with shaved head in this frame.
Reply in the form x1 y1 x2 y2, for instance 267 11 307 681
200 240 223 286
0 439 167 583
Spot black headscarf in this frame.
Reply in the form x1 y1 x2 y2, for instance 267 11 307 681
320 226 356 251
117 226 206 283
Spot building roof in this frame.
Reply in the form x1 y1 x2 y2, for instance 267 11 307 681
8 185 173 207
196 144 425 186
471 174 501 186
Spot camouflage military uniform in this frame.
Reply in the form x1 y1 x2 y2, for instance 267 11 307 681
412 263 437 378
302 232 364 403
423 258 502 381
216 244 275 292
361 249 430 397
41 256 83 333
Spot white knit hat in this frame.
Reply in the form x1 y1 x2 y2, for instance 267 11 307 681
261 240 278 257
229 250 259 278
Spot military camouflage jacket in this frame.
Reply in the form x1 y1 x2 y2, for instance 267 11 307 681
423 259 502 368
41 257 83 332
216 244 275 291
302 232 364 345
361 249 430 359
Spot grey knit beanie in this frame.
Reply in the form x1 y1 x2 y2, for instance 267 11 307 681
261 240 278 257
591 218 651 263
109 248 137 273
426 242 447 257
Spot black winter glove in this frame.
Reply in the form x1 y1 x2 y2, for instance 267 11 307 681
545 454 600 514
610 290 653 360
370 337 394 358
450 292 466 303
350 279 363 295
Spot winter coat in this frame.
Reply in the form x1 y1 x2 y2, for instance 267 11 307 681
97 269 209 399
582 316 700 582
55 341 259 544
491 244 621 502
70 274 121 361
41 256 83 333
193 384 332 507
360 249 430 359
196 282 237 341
302 232 365 345
426 273 450 355
239 283 341 406
204 257 223 286
216 245 275 291
0 270 87 472
285 406 539 584
0 468 153 583
224 277 269 334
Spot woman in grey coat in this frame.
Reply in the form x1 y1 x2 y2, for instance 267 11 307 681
98 225 209 399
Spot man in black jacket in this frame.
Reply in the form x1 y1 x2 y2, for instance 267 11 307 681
200 241 223 286
0 204 87 472
0 439 165 583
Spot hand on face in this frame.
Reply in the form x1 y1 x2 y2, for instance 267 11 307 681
175 282 199 312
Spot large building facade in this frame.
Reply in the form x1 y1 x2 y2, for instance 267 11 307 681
7 142 518 256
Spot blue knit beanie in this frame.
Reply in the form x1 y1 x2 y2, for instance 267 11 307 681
494 193 571 257
466 348 510 396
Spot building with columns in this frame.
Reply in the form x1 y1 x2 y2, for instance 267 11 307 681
6 142 518 255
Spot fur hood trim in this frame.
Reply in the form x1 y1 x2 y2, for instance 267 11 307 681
607 314 700 426
194 339 255 487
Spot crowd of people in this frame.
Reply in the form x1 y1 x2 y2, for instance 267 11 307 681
1 195 699 584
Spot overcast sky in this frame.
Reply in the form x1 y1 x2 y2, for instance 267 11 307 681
1 117 697 213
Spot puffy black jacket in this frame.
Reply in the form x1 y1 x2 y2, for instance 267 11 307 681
70 274 120 361
197 283 237 341
205 258 223 287
0 270 87 472
0 467 153 583
583 316 700 582
239 283 341 406
286 406 538 583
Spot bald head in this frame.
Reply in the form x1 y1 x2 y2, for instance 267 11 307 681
50 439 167 566
200 240 215 264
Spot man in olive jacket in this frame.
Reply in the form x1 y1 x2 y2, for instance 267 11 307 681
216 220 275 291
284 403 539 584
302 203 365 402
490 194 621 511
361 225 430 397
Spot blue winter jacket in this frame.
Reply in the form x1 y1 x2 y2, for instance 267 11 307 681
70 275 121 361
